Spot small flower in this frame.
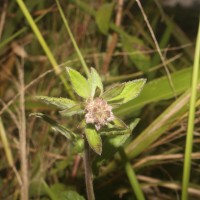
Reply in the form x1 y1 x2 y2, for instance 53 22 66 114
85 97 115 130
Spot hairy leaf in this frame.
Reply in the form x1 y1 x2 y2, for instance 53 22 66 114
101 84 125 100
36 96 76 110
88 67 103 97
66 67 90 99
59 104 83 117
85 126 102 155
110 79 146 104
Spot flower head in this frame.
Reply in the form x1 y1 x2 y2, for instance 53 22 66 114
85 97 115 130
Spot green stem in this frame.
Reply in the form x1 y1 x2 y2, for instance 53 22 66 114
181 20 200 200
16 0 75 99
55 0 90 77
119 148 145 200
83 140 95 200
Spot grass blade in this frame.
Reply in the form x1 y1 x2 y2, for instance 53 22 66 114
0 117 14 168
119 148 145 200
181 20 200 200
16 0 75 99
55 0 90 77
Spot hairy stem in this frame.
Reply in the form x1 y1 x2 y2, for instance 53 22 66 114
83 140 95 200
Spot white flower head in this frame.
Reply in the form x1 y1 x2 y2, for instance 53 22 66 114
85 98 114 130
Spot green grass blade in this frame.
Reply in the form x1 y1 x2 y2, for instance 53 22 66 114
0 117 14 167
181 20 200 200
55 0 90 77
119 148 146 200
16 0 75 99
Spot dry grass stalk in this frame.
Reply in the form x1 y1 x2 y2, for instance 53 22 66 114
17 60 29 200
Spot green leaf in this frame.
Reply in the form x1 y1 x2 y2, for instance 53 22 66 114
30 113 76 140
93 133 131 174
99 118 139 136
88 68 103 97
58 191 85 200
36 96 76 110
59 104 83 117
115 67 200 117
110 79 146 104
93 119 139 174
29 180 46 197
85 126 102 155
112 117 128 129
122 35 150 72
129 118 140 131
101 83 125 100
73 138 84 154
99 128 130 136
95 3 113 35
66 67 90 99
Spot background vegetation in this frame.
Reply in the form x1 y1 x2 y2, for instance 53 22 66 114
0 0 200 199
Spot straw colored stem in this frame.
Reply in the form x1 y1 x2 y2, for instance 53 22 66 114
18 62 29 200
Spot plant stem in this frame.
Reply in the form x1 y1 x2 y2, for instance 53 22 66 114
18 62 29 200
83 140 95 200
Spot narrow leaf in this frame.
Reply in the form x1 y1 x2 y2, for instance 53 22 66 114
30 113 76 140
85 126 102 155
130 118 140 131
99 128 130 136
95 3 113 35
88 68 103 97
66 67 90 99
110 79 146 104
99 119 132 136
36 96 76 110
102 83 125 100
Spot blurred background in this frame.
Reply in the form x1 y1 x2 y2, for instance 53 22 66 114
0 0 200 200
